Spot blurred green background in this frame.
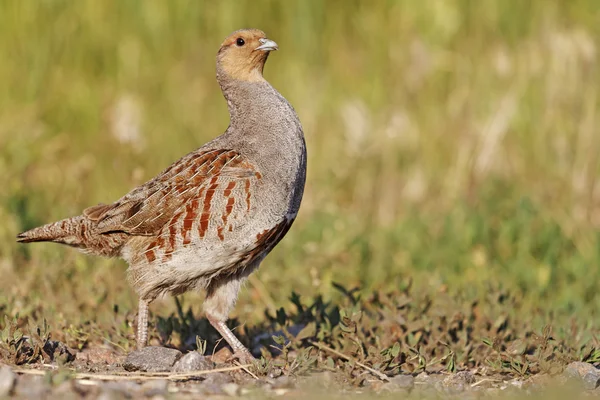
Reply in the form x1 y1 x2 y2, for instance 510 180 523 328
1 0 599 337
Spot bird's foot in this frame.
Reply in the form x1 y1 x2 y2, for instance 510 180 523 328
232 347 255 365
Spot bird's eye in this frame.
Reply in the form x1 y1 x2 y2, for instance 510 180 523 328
236 38 245 47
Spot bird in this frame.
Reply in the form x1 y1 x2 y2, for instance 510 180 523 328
16 28 306 363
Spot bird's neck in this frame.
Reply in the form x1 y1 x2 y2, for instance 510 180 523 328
219 79 279 125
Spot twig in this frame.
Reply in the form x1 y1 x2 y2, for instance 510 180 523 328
13 364 251 381
234 360 259 380
309 341 390 381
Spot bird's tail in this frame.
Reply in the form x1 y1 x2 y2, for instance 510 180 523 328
16 216 85 246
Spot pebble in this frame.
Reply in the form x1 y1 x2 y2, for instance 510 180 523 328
123 346 183 372
0 366 16 397
211 347 233 364
172 351 214 373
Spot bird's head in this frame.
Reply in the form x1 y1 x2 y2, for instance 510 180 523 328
216 29 278 84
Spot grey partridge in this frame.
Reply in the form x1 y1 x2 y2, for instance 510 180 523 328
17 29 307 362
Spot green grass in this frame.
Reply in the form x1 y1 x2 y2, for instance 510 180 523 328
1 0 600 379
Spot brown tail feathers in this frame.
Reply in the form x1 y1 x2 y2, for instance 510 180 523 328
17 216 84 245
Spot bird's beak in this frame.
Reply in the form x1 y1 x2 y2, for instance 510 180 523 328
255 38 278 52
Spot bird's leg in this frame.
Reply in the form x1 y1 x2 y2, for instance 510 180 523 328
207 316 253 363
204 275 254 363
136 298 149 350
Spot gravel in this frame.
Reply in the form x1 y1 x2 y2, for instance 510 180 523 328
5 360 600 398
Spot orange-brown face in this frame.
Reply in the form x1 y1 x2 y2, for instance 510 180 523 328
217 29 278 82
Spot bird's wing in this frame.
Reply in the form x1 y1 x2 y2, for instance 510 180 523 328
83 148 259 236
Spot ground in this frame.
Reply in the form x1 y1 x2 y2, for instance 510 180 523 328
1 0 600 398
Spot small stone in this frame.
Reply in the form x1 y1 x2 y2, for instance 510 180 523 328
123 346 182 372
211 347 233 364
221 382 240 396
172 351 214 373
0 366 17 397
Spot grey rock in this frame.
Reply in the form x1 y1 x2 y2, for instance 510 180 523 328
0 366 16 397
123 346 182 372
171 351 213 373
